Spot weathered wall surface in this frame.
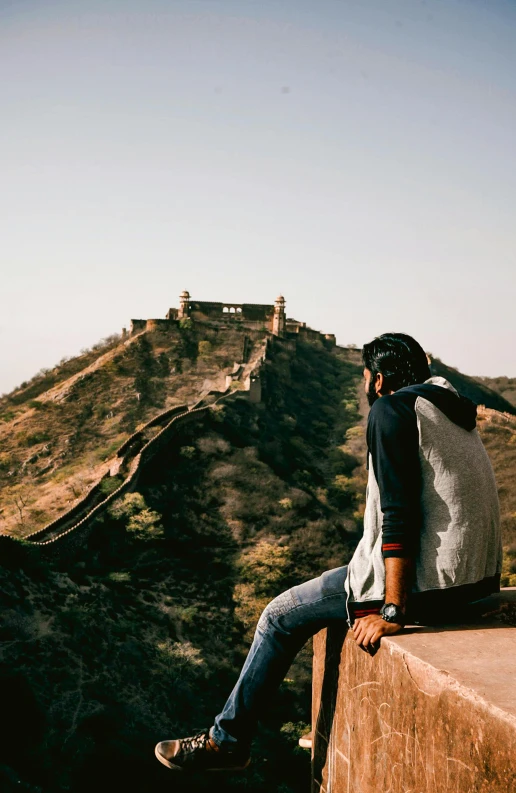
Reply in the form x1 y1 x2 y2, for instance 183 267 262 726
312 591 516 793
188 300 274 322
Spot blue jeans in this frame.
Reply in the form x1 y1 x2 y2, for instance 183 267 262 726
211 565 348 748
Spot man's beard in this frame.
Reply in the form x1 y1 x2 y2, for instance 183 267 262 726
367 377 379 407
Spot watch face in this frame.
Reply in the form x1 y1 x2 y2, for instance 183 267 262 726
384 604 397 619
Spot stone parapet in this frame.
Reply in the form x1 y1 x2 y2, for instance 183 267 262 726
312 590 516 793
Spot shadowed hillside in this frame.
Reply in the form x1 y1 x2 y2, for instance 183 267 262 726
0 322 259 539
430 358 516 414
0 336 366 793
475 376 516 408
0 330 515 793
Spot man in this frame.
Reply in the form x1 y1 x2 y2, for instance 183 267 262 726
155 332 502 772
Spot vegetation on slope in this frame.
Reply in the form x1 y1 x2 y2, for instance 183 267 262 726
0 339 366 793
0 323 250 538
475 376 516 409
1 334 123 405
1 330 514 793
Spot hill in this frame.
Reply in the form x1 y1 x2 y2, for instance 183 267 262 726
0 321 259 539
474 376 516 408
430 358 516 414
0 331 366 793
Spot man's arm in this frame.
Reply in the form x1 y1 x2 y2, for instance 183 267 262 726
353 394 420 651
384 556 413 611
352 557 413 650
367 394 421 559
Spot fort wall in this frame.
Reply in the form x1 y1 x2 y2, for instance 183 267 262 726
130 319 147 334
312 590 516 793
0 333 272 564
0 328 331 566
145 318 175 331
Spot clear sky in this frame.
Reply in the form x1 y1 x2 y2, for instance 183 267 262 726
2 0 515 394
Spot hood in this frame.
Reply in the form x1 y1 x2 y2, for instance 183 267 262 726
397 376 477 431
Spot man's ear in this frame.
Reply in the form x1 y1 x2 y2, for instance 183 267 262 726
375 372 385 396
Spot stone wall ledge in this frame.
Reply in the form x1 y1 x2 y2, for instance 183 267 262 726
312 588 516 793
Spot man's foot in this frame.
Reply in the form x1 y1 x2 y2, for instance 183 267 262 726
154 729 250 772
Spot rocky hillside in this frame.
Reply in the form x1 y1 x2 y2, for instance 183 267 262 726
0 333 366 793
475 376 516 408
0 329 515 793
0 321 260 540
430 358 516 414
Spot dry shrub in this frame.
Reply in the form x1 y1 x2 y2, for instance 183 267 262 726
209 462 238 482
197 435 231 456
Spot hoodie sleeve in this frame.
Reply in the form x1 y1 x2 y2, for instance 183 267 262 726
367 393 421 558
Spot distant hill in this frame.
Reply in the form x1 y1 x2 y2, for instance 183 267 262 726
430 358 516 415
474 376 516 409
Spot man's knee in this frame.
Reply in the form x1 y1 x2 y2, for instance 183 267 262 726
257 588 297 633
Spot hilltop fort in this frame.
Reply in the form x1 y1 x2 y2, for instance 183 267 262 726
129 291 337 345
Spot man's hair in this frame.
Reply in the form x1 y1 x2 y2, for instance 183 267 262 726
362 333 431 392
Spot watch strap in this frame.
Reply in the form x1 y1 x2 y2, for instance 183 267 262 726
380 602 406 627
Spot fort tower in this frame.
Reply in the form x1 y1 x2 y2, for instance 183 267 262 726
178 290 190 319
272 295 286 337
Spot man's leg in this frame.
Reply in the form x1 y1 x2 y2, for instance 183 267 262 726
211 565 348 749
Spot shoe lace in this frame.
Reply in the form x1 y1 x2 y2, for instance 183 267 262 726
179 730 217 757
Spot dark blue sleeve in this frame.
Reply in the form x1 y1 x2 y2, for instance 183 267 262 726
367 393 421 558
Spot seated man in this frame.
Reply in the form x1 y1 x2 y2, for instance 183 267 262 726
155 332 502 772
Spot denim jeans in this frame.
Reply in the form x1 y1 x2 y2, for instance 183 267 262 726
211 565 348 748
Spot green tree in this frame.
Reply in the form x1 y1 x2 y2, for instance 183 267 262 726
198 340 212 358
108 492 164 541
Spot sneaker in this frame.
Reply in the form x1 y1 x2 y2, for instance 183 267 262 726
154 729 251 772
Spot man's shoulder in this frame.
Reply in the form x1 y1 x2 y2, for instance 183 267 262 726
369 390 419 425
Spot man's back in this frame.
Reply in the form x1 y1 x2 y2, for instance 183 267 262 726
346 376 502 613
416 383 500 593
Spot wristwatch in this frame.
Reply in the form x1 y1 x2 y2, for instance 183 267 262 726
380 603 406 627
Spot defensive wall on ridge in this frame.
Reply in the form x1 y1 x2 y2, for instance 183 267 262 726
0 333 272 564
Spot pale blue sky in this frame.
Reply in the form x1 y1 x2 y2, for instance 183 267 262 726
1 0 515 393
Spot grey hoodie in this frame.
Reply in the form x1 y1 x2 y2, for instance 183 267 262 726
345 377 502 621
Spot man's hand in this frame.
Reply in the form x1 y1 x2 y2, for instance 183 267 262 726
352 613 402 652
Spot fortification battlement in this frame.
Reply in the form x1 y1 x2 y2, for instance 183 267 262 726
129 292 335 346
130 291 286 336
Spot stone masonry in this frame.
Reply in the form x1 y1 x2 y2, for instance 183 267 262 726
311 589 516 793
